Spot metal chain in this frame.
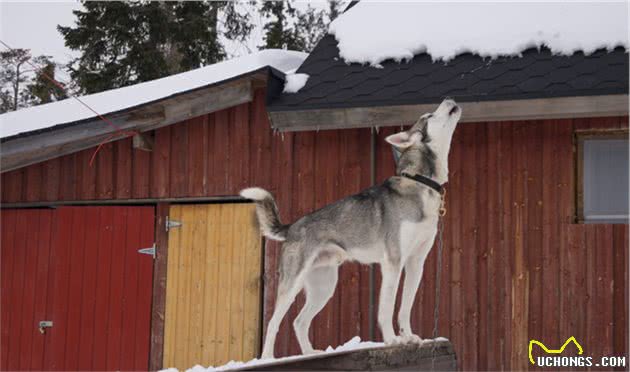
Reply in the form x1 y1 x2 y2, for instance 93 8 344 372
431 212 445 370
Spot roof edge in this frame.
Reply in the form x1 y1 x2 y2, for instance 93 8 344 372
269 94 629 131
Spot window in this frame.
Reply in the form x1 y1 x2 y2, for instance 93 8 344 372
576 131 629 224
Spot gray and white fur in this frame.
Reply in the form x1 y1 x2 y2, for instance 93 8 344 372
241 99 462 359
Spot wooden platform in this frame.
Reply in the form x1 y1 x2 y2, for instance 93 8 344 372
238 339 457 371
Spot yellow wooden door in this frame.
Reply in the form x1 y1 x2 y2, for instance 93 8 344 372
163 203 262 370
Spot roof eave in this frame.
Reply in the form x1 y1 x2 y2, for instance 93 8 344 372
268 94 629 132
1 68 282 173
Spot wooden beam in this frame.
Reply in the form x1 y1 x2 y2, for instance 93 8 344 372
149 203 170 371
1 78 253 172
133 133 154 152
268 94 629 131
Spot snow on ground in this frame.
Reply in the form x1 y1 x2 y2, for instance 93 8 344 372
329 2 628 66
163 336 450 372
0 49 307 139
282 73 310 93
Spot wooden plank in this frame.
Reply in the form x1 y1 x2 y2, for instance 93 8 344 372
230 103 251 192
229 205 246 359
41 157 61 201
132 142 151 198
17 210 39 370
169 120 189 197
91 207 115 371
541 120 561 354
526 121 544 353
485 122 502 370
187 117 207 197
134 206 155 370
150 126 171 198
63 208 88 370
24 163 42 202
96 142 114 199
29 210 53 370
202 204 222 364
498 122 513 370
149 203 170 371
105 207 128 370
205 113 217 195
241 204 262 360
475 122 489 371
213 110 230 195
189 205 208 363
612 225 628 364
115 138 133 199
76 207 101 370
1 169 24 202
163 205 182 368
461 123 478 371
0 210 16 370
174 204 194 367
6 210 27 370
249 90 273 188
119 208 142 369
268 94 629 132
215 204 235 363
76 149 96 200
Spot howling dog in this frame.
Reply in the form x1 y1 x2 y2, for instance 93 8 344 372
241 99 461 358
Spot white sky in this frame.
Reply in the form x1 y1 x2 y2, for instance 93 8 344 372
1 1 81 81
0 1 331 83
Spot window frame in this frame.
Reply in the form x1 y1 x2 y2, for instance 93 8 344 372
574 128 629 224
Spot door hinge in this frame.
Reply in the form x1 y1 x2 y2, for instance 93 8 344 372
138 243 156 258
165 216 182 231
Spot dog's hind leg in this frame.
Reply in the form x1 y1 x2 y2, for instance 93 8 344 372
261 248 305 359
294 266 338 354
378 260 403 344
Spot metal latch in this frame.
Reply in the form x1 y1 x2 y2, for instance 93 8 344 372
138 243 156 258
39 321 53 334
165 216 182 231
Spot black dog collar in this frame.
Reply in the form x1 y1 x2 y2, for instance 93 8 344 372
401 172 444 194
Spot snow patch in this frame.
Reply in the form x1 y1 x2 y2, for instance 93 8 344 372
283 73 309 93
329 2 628 66
0 49 308 139
163 336 451 372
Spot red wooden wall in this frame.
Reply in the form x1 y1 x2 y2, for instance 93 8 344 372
1 206 154 371
1 88 627 371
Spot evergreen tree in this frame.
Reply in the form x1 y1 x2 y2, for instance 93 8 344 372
25 57 68 106
59 1 252 94
0 48 30 112
261 0 345 53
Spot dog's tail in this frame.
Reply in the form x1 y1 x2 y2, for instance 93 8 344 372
240 187 288 241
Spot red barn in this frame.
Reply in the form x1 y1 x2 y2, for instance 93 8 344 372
1 21 628 372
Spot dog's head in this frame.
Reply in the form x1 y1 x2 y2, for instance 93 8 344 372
385 99 461 152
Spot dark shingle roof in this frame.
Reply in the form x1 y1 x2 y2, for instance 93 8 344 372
268 35 628 112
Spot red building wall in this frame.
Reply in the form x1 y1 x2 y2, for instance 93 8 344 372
1 89 627 370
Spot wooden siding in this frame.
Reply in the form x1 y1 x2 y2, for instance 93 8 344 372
0 206 154 371
163 203 262 370
1 89 627 371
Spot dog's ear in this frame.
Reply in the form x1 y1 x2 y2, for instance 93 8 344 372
385 131 420 148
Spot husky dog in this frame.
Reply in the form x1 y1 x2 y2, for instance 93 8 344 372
240 99 461 359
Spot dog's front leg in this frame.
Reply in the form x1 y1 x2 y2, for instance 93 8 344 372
397 253 426 343
378 261 403 344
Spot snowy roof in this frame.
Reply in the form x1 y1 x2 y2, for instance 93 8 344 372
329 2 628 66
267 2 629 129
0 49 307 139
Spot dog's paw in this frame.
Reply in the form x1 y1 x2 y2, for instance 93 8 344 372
400 333 423 344
304 349 325 355
384 335 406 345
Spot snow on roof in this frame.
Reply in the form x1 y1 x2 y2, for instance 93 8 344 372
329 2 629 66
0 49 307 139
282 73 310 93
